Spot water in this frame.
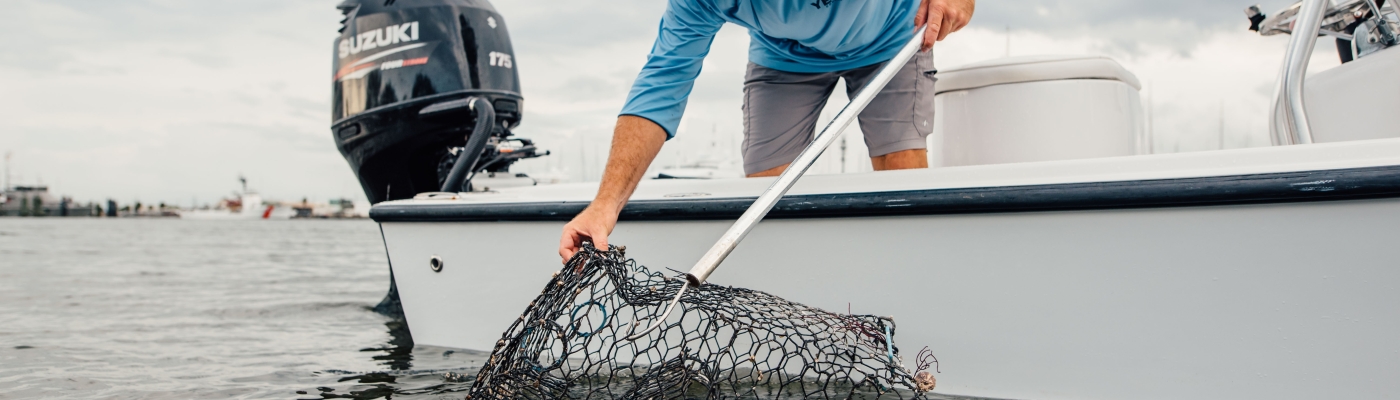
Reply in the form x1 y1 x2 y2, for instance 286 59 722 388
0 219 486 399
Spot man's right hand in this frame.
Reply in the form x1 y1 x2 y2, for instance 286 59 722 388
559 204 619 262
915 0 975 51
557 116 669 263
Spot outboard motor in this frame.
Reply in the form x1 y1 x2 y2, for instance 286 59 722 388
332 0 545 203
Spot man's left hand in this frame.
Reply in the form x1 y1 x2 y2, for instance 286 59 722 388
915 0 975 51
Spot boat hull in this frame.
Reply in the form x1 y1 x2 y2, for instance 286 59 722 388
380 196 1400 399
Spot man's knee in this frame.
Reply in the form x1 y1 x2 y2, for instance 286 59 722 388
747 163 789 177
871 149 928 171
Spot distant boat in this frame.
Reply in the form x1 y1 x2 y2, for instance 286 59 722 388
0 185 61 216
178 177 292 220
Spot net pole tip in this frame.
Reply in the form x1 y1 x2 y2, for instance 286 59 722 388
621 279 688 341
684 273 703 287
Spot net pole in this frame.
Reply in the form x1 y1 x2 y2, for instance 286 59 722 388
684 27 929 286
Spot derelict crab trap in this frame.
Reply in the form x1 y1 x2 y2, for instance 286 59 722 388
465 245 936 399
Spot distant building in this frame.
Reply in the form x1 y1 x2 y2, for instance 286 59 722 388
1 186 58 216
0 186 95 217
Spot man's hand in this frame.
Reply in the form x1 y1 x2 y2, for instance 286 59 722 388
914 0 975 51
557 116 668 263
559 204 618 262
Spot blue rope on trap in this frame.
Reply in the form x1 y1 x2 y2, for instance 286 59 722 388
884 323 895 363
570 300 609 337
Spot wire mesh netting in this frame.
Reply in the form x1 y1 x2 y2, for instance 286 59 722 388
466 244 938 399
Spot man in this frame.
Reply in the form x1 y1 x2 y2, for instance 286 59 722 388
560 0 975 261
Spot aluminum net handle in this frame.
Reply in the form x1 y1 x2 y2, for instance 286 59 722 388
685 27 928 286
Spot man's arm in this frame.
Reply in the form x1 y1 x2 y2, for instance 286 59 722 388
558 116 668 262
915 0 975 50
558 0 724 262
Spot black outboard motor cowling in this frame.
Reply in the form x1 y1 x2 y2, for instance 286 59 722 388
332 0 532 203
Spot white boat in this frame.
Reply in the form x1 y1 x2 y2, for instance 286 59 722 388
179 177 294 220
368 2 1400 399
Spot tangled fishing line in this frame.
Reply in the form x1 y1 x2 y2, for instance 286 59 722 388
466 243 937 399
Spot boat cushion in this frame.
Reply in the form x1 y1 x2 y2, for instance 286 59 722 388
935 54 1142 94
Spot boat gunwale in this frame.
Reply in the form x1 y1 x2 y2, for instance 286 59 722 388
370 164 1400 222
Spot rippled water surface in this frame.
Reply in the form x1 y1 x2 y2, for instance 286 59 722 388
0 219 485 399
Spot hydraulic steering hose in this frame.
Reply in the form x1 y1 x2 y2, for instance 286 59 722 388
440 97 496 193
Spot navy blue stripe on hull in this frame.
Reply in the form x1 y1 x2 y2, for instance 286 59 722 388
370 165 1400 222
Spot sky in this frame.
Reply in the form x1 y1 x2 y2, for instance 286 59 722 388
0 0 1342 205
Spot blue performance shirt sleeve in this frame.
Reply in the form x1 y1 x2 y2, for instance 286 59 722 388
618 0 725 140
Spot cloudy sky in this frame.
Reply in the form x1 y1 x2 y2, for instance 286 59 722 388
0 0 1340 205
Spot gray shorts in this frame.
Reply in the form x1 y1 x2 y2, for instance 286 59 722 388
741 50 937 175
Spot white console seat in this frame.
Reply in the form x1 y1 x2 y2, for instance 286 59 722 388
931 55 1147 167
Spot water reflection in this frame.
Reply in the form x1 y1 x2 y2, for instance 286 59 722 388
364 319 414 370
0 219 490 400
293 317 487 399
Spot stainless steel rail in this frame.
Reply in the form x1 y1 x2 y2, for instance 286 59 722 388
1274 0 1329 145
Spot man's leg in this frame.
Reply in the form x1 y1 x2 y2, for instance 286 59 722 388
748 163 788 177
870 149 928 170
841 50 937 171
742 63 841 178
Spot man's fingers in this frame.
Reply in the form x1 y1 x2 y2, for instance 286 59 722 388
914 0 929 27
943 0 975 38
560 223 610 264
923 22 940 50
559 228 579 263
918 0 974 48
592 227 609 252
938 12 957 41
923 5 944 50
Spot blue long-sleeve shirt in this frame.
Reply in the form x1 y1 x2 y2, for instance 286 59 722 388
620 0 918 139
